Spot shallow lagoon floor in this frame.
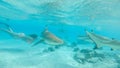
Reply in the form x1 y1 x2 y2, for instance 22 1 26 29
0 39 120 68
0 0 120 68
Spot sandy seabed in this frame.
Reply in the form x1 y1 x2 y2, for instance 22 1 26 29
0 39 120 68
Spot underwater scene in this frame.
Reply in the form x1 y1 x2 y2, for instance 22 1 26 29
0 0 120 68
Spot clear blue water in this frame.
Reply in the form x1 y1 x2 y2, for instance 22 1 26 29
0 0 120 68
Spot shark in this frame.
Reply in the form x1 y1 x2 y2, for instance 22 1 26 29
86 31 120 50
33 28 64 46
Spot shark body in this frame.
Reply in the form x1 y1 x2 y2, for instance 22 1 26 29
33 29 64 46
86 31 120 50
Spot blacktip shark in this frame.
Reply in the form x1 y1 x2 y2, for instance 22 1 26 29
33 28 64 46
86 31 120 50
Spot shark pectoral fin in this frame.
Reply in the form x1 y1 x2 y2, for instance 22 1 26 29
93 43 105 51
93 42 102 50
32 39 44 47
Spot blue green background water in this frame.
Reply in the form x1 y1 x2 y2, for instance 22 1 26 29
0 0 120 68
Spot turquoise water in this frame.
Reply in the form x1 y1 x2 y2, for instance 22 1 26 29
0 0 120 68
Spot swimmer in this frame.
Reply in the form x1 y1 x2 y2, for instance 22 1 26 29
0 22 38 43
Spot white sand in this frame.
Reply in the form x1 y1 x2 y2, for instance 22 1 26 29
0 39 119 68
